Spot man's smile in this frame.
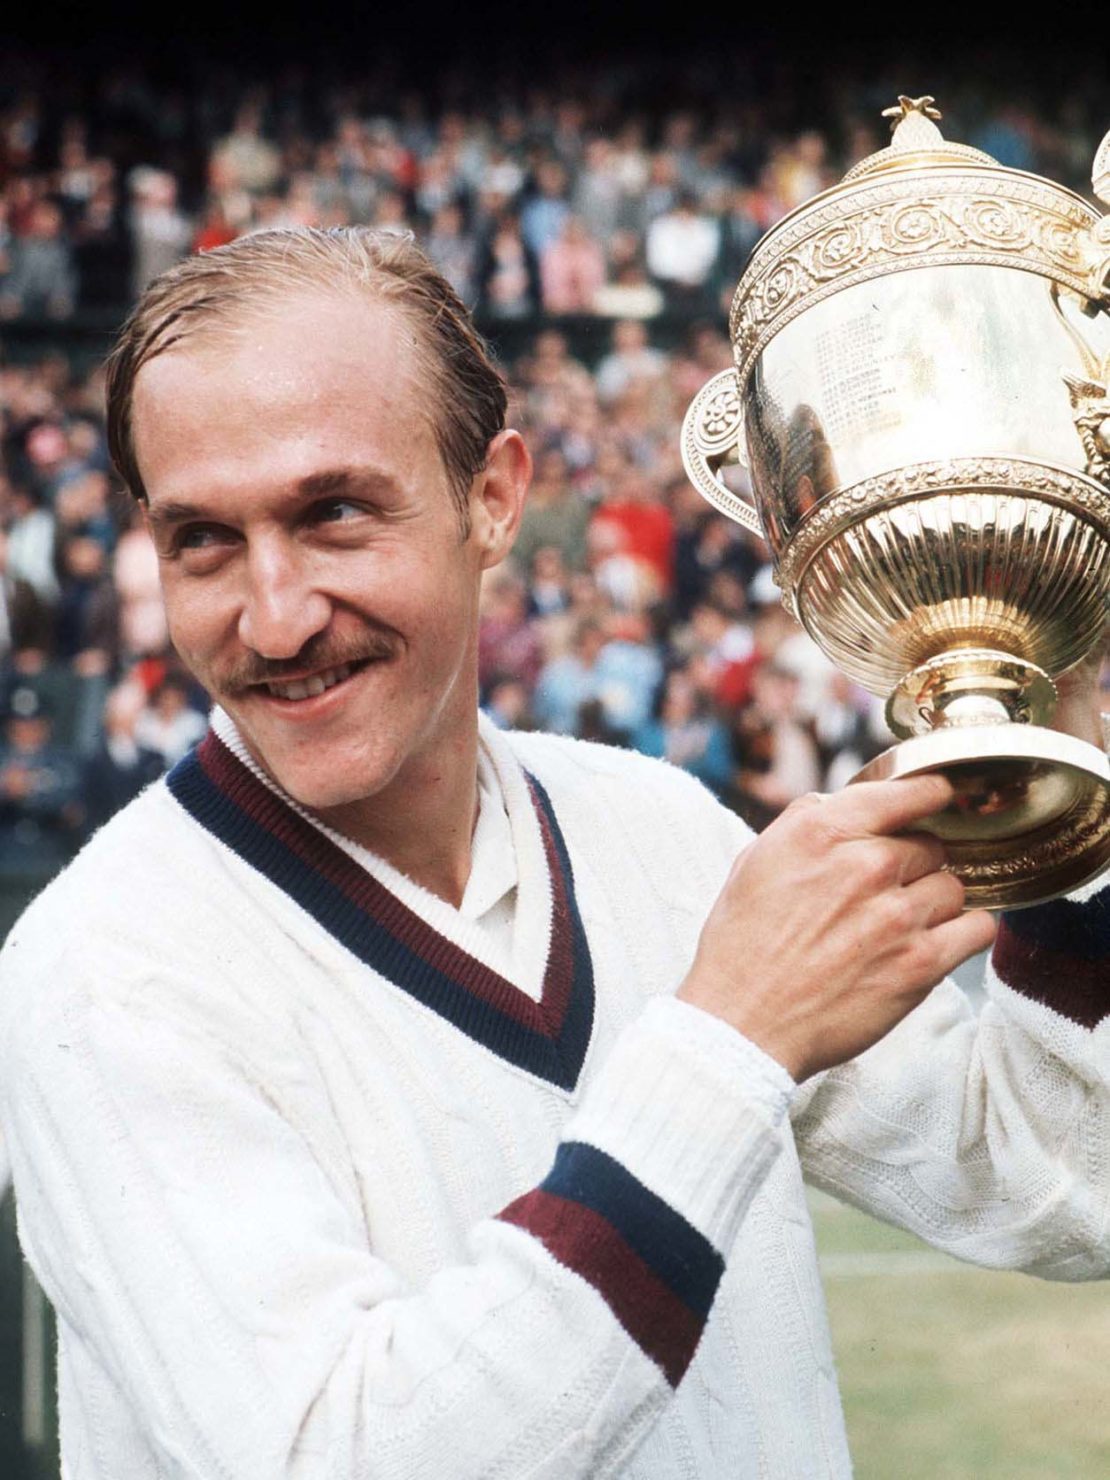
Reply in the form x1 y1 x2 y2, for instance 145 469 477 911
262 660 358 702
239 655 388 719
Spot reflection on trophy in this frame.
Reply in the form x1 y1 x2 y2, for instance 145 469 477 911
682 96 1110 908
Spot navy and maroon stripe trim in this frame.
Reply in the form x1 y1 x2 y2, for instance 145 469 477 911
993 886 1110 1030
167 732 594 1090
499 1141 723 1388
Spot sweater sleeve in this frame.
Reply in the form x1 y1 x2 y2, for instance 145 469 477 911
791 872 1110 1279
0 935 786 1480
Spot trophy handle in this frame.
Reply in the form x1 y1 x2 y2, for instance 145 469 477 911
1051 283 1110 484
1087 131 1110 304
680 369 764 538
1094 131 1110 210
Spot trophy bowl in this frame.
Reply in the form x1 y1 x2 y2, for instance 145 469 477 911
682 97 1110 908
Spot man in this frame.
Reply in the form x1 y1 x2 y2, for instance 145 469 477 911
0 227 1107 1479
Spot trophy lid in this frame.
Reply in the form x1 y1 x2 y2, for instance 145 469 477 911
728 92 1107 391
842 95 998 180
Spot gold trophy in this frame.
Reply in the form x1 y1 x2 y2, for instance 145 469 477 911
682 97 1110 908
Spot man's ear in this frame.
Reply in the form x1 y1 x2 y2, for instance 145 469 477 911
469 429 532 569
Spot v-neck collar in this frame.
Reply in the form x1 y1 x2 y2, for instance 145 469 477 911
166 727 595 1092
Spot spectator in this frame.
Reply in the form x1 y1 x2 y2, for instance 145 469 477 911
482 675 535 733
81 679 165 834
128 168 191 297
476 210 539 319
645 189 721 306
5 483 58 606
0 686 82 915
676 596 758 709
539 215 606 314
209 103 283 196
731 662 821 826
478 569 544 699
715 186 765 301
423 203 477 306
54 526 114 645
594 319 667 406
589 466 675 609
532 613 661 740
0 201 76 319
513 445 590 576
633 666 734 795
73 165 130 308
113 505 168 659
520 160 571 259
673 490 764 614
572 137 623 242
132 674 207 769
592 237 664 318
0 525 44 660
525 545 570 618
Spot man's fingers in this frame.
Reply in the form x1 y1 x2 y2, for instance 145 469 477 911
819 773 954 838
901 867 966 925
928 908 998 977
883 834 949 886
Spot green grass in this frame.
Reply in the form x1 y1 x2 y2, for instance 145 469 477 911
812 1191 1110 1479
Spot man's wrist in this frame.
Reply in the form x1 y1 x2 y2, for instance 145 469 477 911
663 995 797 1121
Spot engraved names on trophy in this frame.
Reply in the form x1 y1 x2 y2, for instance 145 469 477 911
814 313 901 442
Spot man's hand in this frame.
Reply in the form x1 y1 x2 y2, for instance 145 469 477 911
678 776 997 1081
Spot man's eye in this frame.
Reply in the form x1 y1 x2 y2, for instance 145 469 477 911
177 525 227 550
314 499 364 523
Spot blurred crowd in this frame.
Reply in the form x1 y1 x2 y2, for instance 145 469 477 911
1 52 1107 323
1 50 1109 925
0 350 211 927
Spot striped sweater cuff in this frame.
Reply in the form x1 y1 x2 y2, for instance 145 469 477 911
498 996 787 1386
500 1141 720 1387
992 879 1110 1029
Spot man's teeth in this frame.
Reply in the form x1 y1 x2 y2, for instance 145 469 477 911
266 663 353 701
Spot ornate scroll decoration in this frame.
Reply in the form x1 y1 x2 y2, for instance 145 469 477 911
729 175 1102 390
1093 130 1110 207
955 787 1110 892
679 369 763 538
774 456 1110 604
1088 135 1110 307
1051 281 1110 485
1063 375 1110 484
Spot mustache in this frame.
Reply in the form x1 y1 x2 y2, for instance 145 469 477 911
220 629 400 693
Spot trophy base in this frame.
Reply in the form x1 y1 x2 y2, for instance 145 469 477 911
853 724 1110 910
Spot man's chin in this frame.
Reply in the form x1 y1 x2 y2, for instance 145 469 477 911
229 722 388 813
255 749 380 808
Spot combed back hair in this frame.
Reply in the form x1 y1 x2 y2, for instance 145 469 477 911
105 227 508 528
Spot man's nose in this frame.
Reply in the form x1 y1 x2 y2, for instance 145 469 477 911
237 542 331 659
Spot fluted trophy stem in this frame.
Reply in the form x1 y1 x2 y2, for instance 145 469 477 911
886 650 1057 739
681 93 1110 910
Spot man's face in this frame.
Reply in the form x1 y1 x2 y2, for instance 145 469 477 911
133 293 502 814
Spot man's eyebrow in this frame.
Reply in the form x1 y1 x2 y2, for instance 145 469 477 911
296 466 399 499
145 499 209 532
145 468 400 530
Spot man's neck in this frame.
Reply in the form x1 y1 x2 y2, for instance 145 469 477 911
311 717 482 909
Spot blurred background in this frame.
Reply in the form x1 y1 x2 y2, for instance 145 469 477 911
0 10 1108 1476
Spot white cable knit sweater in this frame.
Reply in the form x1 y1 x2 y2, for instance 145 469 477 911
0 713 1108 1479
